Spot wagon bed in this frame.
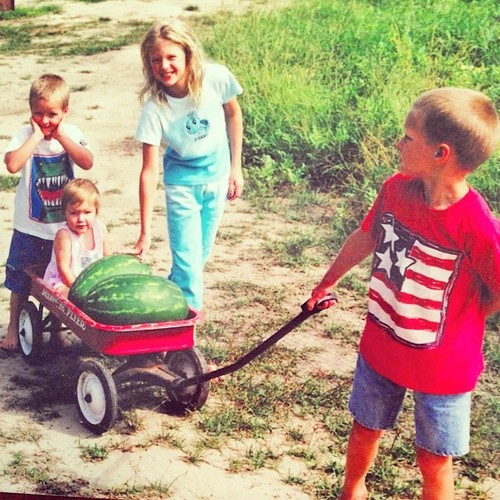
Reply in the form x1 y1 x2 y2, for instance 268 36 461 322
24 264 202 356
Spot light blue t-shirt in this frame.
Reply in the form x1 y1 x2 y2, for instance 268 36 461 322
135 63 243 186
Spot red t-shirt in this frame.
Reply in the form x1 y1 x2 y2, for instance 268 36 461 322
359 173 500 394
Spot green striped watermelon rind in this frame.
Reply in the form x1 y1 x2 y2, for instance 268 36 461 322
82 273 189 326
68 254 152 308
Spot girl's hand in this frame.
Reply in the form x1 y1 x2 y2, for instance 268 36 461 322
228 170 244 201
134 234 151 261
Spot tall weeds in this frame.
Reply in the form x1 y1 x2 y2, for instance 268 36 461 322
204 0 499 217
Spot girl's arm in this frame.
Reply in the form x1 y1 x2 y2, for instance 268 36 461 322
307 228 376 308
54 229 76 288
134 143 160 259
52 121 94 170
4 118 44 173
223 97 244 201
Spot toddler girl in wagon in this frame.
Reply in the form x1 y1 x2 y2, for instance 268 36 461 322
44 178 110 297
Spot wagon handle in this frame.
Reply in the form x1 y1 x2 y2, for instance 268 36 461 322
301 293 338 314
173 293 337 390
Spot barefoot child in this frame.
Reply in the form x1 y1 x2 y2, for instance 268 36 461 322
44 179 110 297
2 74 93 350
307 87 500 499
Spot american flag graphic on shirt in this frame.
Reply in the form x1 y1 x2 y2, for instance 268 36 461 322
368 213 461 348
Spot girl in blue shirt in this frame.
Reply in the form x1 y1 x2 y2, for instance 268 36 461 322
134 20 244 310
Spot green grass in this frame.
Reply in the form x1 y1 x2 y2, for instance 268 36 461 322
0 14 151 56
202 0 499 217
1 0 497 214
0 174 19 191
80 443 109 462
0 4 62 20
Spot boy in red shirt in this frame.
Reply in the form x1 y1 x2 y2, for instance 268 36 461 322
308 87 500 499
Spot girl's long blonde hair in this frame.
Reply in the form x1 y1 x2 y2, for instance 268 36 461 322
139 20 205 107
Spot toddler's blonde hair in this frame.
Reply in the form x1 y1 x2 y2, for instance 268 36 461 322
62 179 100 215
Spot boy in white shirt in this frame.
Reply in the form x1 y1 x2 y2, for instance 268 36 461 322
2 73 93 350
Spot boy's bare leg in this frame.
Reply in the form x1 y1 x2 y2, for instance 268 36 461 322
0 292 24 350
416 447 455 500
340 420 383 499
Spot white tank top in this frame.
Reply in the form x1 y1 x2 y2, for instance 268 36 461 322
43 219 105 290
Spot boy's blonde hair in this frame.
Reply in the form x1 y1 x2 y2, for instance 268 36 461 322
139 19 204 107
29 74 70 110
62 179 100 214
413 87 499 171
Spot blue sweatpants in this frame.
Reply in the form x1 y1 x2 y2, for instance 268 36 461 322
165 178 227 310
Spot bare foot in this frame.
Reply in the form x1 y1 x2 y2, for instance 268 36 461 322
0 325 19 351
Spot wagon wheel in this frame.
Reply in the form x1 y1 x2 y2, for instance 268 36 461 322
75 359 118 434
18 301 44 364
112 355 169 413
163 348 210 412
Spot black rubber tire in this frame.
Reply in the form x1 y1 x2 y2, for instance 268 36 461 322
163 348 210 412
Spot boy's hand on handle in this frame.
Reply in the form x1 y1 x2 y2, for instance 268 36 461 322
134 234 151 261
306 284 337 311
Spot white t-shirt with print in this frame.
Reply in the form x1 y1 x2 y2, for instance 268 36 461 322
6 123 91 239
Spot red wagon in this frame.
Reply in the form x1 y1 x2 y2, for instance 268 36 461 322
18 265 334 435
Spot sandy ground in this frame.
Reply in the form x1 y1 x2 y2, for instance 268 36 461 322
0 1 361 499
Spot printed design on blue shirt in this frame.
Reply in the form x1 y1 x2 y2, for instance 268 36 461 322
185 111 209 142
30 153 73 224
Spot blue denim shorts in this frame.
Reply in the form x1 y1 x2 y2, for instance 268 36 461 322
4 230 53 295
349 354 471 456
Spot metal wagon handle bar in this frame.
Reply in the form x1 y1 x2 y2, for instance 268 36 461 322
174 293 337 390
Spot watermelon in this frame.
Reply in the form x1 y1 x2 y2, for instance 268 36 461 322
82 274 189 325
69 254 151 308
